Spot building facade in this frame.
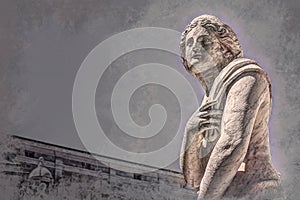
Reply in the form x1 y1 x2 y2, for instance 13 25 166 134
0 135 197 200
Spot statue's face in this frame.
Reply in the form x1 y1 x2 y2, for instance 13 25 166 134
185 25 224 75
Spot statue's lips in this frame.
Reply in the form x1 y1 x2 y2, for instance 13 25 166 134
191 55 203 64
192 54 203 59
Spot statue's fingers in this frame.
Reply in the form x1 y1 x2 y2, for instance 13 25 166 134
195 111 207 118
199 120 221 130
186 117 206 129
199 119 221 126
198 110 223 118
198 125 220 133
199 100 218 112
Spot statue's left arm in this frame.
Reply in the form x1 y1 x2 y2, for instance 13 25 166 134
198 73 268 199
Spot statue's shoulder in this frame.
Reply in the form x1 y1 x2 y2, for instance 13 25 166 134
233 57 271 90
223 57 263 76
226 58 272 102
211 58 271 101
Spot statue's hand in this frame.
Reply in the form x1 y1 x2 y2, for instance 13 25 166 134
181 100 223 186
186 100 222 137
197 109 222 132
199 101 223 149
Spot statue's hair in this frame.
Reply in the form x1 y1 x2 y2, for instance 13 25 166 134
180 15 243 68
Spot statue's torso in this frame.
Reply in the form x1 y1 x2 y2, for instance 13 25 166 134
181 58 281 198
201 63 281 198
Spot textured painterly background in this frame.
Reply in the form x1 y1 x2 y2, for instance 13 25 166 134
0 0 299 198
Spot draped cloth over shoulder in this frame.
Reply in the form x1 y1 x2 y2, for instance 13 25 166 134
180 58 271 189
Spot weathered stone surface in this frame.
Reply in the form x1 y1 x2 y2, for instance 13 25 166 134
179 15 281 199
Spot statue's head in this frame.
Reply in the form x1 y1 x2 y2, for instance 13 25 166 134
180 15 243 76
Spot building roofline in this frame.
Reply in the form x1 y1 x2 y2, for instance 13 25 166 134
12 135 182 175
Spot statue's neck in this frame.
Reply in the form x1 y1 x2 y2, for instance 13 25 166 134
194 57 236 96
195 67 220 96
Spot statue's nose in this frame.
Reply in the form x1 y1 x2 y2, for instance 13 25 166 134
192 43 204 53
192 47 200 53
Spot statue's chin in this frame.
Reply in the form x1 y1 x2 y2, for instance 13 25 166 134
190 65 213 77
194 60 224 76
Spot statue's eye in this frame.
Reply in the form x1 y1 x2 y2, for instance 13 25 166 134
187 38 193 47
201 38 213 48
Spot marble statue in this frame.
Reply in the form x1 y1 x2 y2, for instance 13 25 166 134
179 15 281 199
